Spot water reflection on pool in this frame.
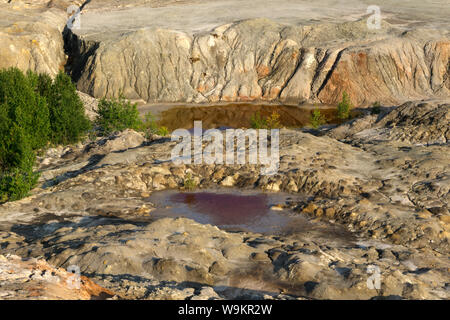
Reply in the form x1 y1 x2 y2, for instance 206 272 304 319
140 103 356 131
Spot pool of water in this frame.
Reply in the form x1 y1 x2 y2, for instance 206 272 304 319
140 103 357 131
148 190 305 234
147 189 356 243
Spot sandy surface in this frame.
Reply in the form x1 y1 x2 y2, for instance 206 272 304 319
75 0 450 40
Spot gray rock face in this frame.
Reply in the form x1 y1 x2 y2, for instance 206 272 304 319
77 91 98 120
72 18 449 105
0 0 82 76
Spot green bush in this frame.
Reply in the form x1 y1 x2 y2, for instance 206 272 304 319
96 95 142 135
157 126 169 137
266 111 282 129
183 173 197 191
337 91 352 120
0 167 40 203
25 70 91 145
0 67 50 150
26 70 52 98
0 113 39 203
37 73 53 98
0 68 91 203
0 68 46 203
250 111 266 129
310 108 326 128
250 111 282 129
0 120 35 171
27 72 53 104
43 72 91 144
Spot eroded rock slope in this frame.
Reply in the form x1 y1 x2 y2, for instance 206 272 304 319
71 18 449 105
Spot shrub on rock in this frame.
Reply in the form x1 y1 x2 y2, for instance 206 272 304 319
250 111 282 129
0 67 50 150
337 91 352 120
96 95 142 135
30 72 53 101
0 119 35 171
310 108 326 128
43 72 91 145
250 111 266 129
0 115 39 203
0 167 40 203
0 68 91 203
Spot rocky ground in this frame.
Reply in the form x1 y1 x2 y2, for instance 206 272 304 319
0 254 114 299
0 0 448 300
0 99 448 300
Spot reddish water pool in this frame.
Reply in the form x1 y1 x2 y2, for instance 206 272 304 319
147 189 356 244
